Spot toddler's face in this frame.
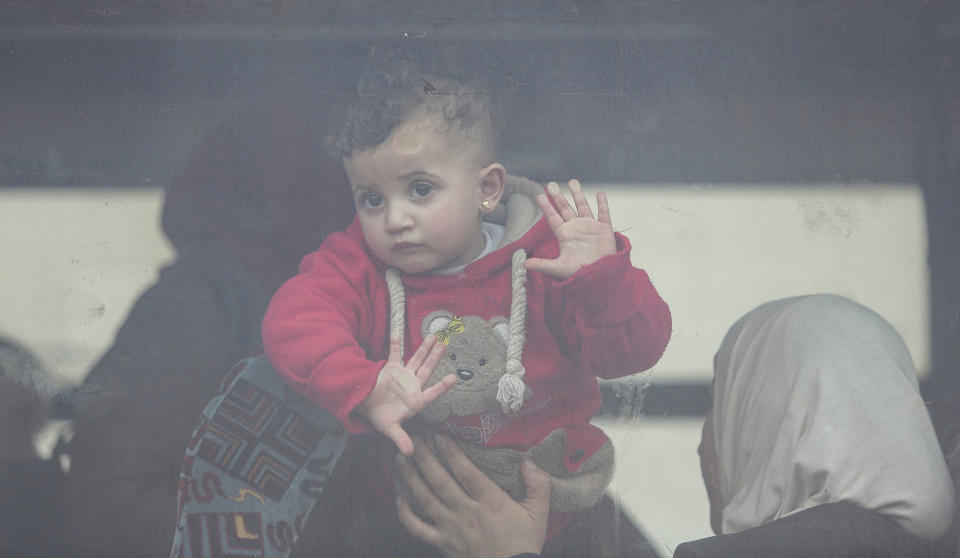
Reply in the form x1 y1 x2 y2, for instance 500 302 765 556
343 118 488 274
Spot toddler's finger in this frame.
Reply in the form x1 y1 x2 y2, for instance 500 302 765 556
415 338 446 385
405 334 438 371
567 179 594 219
420 374 457 405
596 191 612 224
546 181 577 221
524 256 565 281
384 423 414 456
536 194 566 234
387 333 403 363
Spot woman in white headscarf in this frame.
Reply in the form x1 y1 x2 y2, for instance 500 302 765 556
676 294 957 558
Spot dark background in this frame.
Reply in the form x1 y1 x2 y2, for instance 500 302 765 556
2 0 958 412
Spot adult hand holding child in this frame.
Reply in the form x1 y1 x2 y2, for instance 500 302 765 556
396 434 551 558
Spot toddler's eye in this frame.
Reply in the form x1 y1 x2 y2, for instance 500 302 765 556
478 357 487 366
410 181 434 199
359 193 383 209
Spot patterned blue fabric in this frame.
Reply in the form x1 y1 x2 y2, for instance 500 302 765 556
170 355 348 558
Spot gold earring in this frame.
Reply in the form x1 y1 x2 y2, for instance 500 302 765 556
481 200 492 210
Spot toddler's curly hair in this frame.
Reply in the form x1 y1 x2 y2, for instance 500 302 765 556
333 46 496 164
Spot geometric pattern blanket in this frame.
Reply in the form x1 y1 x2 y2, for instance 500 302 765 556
169 355 348 558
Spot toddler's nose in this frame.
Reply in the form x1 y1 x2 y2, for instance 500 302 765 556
384 205 413 233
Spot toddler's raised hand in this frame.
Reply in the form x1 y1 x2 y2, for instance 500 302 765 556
359 334 456 455
525 179 616 280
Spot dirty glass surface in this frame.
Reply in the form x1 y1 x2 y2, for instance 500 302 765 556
1 2 958 557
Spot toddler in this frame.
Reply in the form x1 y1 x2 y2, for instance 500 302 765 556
262 47 671 537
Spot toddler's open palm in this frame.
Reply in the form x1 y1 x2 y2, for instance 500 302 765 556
525 179 616 280
360 334 455 455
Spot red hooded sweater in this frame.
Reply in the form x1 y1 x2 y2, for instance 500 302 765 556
262 177 671 523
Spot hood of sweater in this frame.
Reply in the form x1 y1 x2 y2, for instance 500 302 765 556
482 174 546 248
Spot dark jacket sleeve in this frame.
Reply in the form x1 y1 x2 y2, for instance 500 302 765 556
63 261 267 558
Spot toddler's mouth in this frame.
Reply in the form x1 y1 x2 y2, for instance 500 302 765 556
392 242 421 253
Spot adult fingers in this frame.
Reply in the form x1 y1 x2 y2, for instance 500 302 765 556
396 495 445 549
567 179 594 219
434 434 507 504
410 435 472 510
396 449 452 524
596 191 612 225
545 181 577 221
519 459 552 515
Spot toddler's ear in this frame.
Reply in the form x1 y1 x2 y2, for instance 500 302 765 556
478 163 506 211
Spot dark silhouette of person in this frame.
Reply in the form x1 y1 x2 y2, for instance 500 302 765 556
0 338 68 558
62 100 355 558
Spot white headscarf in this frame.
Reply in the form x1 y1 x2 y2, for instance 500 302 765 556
710 294 956 540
